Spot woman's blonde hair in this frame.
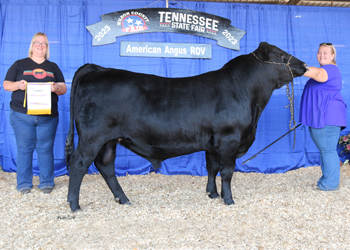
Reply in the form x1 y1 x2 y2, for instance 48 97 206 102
319 43 336 65
28 32 50 59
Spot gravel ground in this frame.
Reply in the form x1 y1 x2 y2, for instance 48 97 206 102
0 164 349 250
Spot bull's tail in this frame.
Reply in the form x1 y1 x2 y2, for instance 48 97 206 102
65 63 100 168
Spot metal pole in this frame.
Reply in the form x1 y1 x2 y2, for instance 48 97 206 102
242 123 301 165
166 0 169 8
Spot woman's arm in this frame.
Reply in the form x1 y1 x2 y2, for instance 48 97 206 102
303 66 328 82
3 80 27 92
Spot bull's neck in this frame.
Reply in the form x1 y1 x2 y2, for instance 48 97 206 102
222 54 285 109
255 84 275 108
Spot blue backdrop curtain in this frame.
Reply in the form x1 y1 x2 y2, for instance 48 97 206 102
1 0 350 177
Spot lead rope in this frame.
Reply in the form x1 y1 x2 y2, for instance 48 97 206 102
252 52 297 149
286 81 297 149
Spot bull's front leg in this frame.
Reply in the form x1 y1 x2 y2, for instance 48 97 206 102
205 151 220 199
220 166 235 205
217 147 237 205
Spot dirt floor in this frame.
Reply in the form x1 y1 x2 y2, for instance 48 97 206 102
0 164 349 249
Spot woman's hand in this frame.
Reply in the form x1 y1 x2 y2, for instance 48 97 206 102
51 82 59 92
51 82 67 95
17 80 27 90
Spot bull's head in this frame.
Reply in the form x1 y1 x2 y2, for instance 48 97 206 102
253 42 308 88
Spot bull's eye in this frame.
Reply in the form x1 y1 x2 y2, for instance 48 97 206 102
276 54 282 59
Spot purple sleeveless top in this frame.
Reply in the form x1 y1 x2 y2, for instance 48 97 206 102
299 64 346 129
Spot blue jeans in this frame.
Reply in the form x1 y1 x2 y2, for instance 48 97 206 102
10 111 58 190
309 125 341 191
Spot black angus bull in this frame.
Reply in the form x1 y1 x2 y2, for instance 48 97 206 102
65 42 308 212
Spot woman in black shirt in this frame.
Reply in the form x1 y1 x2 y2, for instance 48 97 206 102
3 32 67 194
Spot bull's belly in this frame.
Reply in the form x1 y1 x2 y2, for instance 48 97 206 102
150 145 205 159
119 138 211 161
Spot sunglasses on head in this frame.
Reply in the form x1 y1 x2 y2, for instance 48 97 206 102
320 43 333 46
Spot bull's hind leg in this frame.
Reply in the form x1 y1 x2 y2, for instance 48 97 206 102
205 151 220 199
67 146 95 212
94 141 131 205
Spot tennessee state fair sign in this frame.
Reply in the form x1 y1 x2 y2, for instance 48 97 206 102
86 8 246 58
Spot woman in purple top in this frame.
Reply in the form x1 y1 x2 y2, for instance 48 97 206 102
300 43 346 191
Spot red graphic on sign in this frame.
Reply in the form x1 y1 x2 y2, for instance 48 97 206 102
122 15 148 33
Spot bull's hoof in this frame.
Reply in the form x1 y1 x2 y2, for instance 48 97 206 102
208 192 220 199
118 200 132 205
68 201 81 212
223 199 235 205
71 207 82 213
115 197 131 205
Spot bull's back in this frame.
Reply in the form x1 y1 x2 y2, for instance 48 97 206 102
75 68 226 125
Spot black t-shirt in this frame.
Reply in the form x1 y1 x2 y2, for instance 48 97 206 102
5 58 65 117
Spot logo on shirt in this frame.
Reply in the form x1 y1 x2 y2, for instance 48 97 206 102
23 68 54 79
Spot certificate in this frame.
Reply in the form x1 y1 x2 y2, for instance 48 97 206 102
26 82 51 115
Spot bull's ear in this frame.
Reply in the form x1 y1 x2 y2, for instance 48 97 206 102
254 42 269 61
259 42 269 48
